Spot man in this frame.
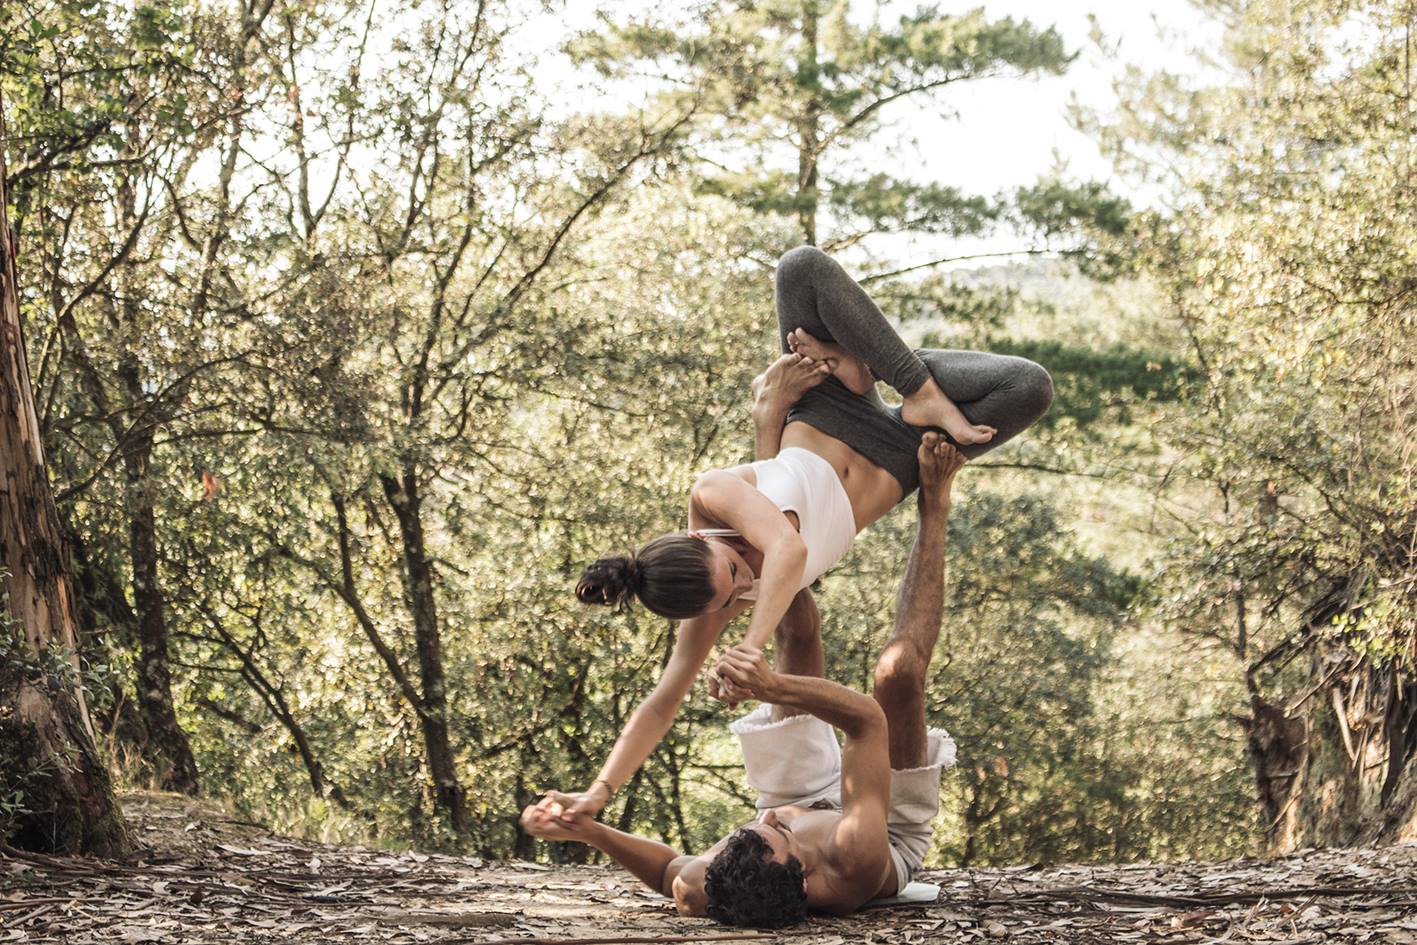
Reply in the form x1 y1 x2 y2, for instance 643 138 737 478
520 432 965 927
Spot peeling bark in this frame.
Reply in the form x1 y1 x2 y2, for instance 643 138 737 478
1240 689 1308 853
0 96 130 856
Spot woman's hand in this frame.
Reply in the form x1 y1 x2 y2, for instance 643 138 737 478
521 791 598 842
556 782 612 823
715 644 782 703
705 664 752 708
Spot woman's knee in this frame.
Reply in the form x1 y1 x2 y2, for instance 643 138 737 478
775 245 833 287
1017 359 1054 417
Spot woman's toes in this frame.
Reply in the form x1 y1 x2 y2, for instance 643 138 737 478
792 327 822 355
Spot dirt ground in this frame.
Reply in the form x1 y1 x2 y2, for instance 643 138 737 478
2 792 1416 944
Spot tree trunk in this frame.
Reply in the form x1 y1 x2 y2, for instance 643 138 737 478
795 0 820 246
0 97 130 856
1240 687 1308 853
108 129 199 795
381 467 471 837
122 439 199 795
1294 651 1417 847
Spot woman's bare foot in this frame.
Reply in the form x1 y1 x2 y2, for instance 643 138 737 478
900 377 997 445
786 328 875 395
753 353 832 412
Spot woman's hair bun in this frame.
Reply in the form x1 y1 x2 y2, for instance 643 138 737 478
576 554 641 609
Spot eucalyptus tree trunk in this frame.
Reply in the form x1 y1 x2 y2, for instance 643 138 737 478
0 98 130 855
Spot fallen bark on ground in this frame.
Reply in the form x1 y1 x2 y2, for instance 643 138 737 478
2 793 1415 944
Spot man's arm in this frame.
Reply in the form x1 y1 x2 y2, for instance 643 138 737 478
771 673 892 884
520 795 706 914
716 650 892 815
717 648 893 906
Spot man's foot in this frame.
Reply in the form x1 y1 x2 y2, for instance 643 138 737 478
900 377 997 445
753 352 831 412
917 431 967 506
786 328 875 395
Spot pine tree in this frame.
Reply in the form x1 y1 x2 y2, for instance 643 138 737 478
569 1 1108 255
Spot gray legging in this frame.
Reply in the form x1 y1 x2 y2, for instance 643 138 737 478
775 245 1053 497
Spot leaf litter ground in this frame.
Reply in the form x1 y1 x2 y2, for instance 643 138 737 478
2 792 1415 944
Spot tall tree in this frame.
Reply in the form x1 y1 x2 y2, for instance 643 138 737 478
1098 0 1417 849
569 0 1120 262
0 0 246 794
213 0 699 842
0 91 129 856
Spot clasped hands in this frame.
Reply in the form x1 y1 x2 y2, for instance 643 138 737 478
521 788 601 839
705 643 779 708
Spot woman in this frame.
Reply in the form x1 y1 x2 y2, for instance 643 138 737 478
563 245 1052 821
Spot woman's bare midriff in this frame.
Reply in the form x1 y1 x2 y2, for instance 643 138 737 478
781 420 904 531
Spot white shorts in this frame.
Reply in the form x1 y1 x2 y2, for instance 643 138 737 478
729 704 956 894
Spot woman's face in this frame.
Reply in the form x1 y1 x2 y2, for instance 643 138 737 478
703 541 755 613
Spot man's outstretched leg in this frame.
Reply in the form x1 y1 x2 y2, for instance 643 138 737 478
873 431 964 766
870 432 964 896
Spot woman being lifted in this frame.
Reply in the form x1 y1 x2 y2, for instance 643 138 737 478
562 246 1053 822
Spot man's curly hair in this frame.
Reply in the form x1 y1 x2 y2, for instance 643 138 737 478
703 827 808 928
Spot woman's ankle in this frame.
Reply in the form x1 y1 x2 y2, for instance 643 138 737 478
903 377 948 412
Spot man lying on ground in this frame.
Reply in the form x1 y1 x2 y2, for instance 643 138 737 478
520 434 964 928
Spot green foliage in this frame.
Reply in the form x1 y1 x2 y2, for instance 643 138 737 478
1094 0 1417 845
567 0 1091 253
987 340 1196 429
828 175 999 237
6 0 1284 867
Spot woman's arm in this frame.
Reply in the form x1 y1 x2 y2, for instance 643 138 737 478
691 470 807 653
559 605 744 820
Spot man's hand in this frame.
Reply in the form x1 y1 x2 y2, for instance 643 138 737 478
918 431 966 511
716 644 782 703
706 665 751 707
752 353 831 415
521 791 599 842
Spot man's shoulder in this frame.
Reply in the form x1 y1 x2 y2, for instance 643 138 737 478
669 853 714 916
815 830 894 910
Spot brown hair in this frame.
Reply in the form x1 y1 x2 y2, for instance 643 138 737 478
575 533 715 619
704 828 808 928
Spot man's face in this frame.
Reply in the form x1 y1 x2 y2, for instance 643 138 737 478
750 809 800 866
677 814 802 915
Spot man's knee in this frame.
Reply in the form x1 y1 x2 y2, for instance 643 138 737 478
873 641 927 708
775 245 832 287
